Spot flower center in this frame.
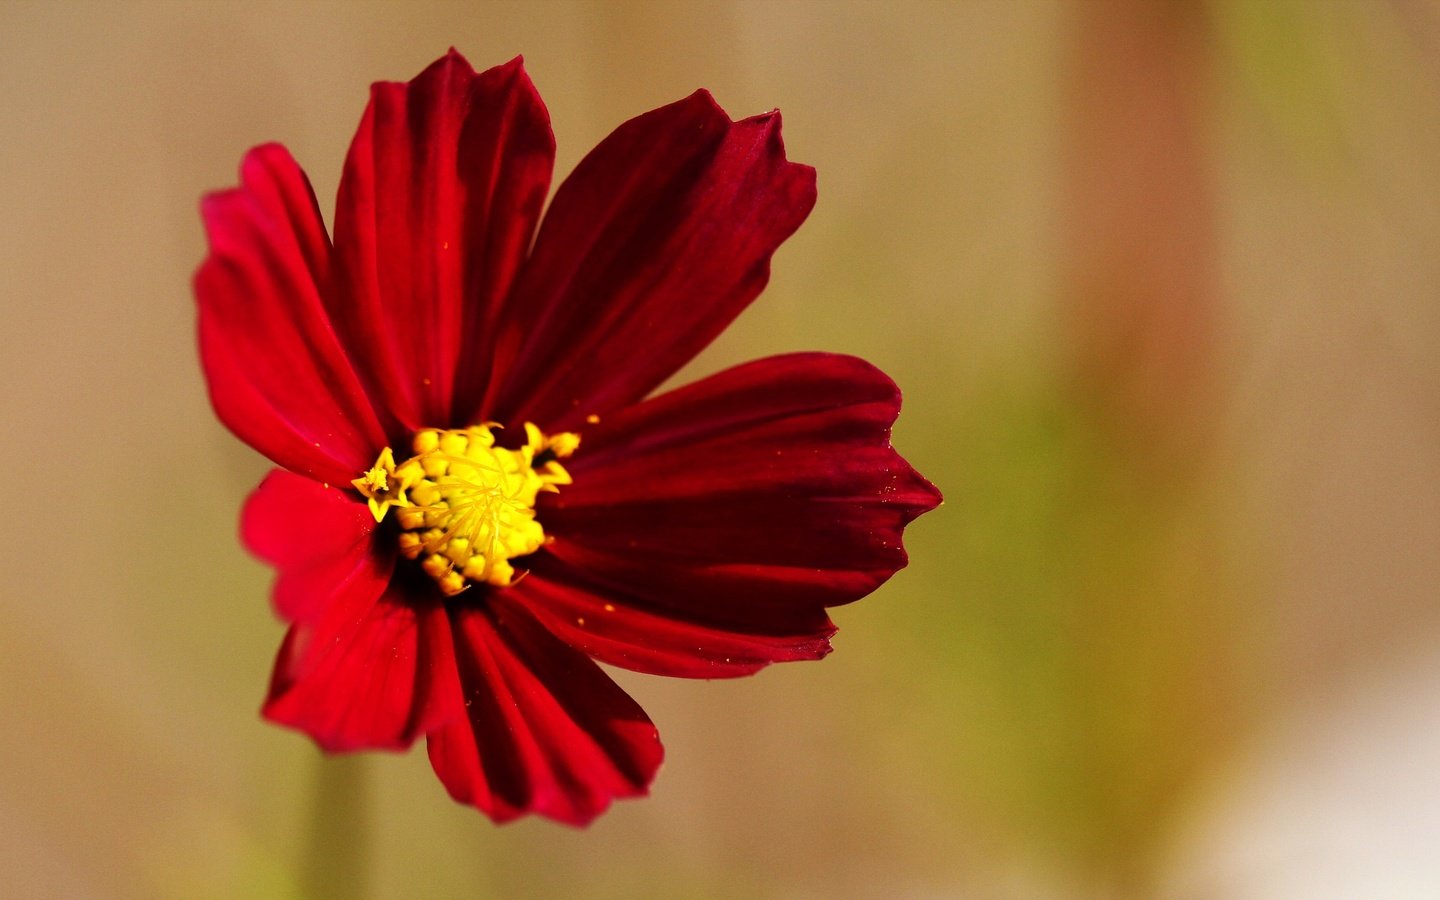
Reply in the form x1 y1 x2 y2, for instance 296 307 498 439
352 423 579 595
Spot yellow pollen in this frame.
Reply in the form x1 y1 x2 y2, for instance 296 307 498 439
360 468 387 493
353 423 578 594
351 446 413 521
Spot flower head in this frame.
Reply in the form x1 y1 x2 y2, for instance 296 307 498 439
196 50 941 825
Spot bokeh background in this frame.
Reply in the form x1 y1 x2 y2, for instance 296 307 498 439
4 0 1440 896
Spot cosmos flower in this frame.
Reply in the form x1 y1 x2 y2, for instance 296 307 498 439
196 50 940 825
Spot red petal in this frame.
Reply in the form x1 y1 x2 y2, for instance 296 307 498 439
480 91 816 430
510 565 835 678
265 585 460 753
240 469 392 624
330 51 555 433
425 603 662 825
196 143 387 485
532 353 940 674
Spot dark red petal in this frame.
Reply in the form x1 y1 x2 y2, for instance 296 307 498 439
425 603 662 825
240 469 392 624
196 143 388 485
265 585 460 753
533 353 941 674
510 566 835 678
480 91 816 431
330 51 555 433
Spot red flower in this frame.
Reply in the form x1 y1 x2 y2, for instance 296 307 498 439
196 50 940 825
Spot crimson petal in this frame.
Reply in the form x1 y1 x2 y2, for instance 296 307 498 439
425 603 662 825
240 469 392 624
533 353 940 675
265 584 460 753
196 144 387 485
513 564 835 678
481 91 816 431
330 51 555 434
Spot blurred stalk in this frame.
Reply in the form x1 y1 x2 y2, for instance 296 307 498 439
919 0 1243 893
300 754 369 900
1062 0 1221 462
1049 0 1235 889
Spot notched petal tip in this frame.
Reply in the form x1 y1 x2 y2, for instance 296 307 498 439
486 55 541 101
198 142 293 199
198 142 324 265
403 49 534 93
740 107 782 130
889 458 944 525
241 141 298 172
422 47 477 80
682 86 719 110
683 93 812 175
816 355 939 514
730 106 817 219
676 89 782 132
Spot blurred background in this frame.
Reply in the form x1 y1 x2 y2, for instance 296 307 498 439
3 0 1439 896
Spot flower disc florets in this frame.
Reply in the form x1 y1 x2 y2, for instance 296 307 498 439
353 423 579 594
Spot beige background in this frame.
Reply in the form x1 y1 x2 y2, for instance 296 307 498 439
3 1 1439 896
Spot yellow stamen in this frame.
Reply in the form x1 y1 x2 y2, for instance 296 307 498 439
351 446 420 522
354 424 579 594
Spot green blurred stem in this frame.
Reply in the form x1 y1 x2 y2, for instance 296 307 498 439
300 753 369 900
